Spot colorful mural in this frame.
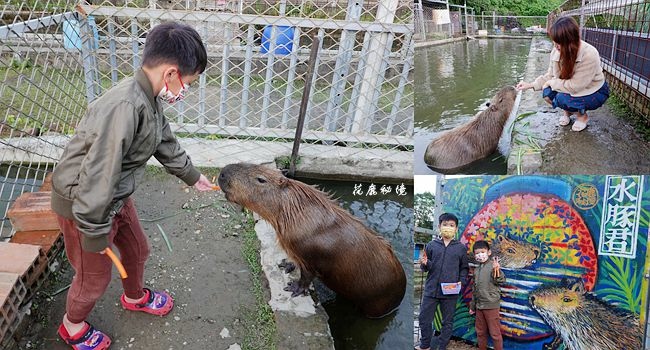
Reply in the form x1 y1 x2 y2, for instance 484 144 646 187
438 175 649 350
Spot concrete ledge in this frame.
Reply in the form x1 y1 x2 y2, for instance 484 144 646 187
254 217 335 350
0 136 413 182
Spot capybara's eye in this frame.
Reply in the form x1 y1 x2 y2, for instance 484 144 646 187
257 177 267 184
563 296 572 303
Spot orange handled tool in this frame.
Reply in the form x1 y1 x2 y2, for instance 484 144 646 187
104 247 128 279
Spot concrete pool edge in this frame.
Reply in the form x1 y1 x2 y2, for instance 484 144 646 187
255 216 336 350
415 34 536 49
0 136 414 183
507 37 550 174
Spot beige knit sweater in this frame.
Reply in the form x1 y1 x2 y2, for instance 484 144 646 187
533 40 606 97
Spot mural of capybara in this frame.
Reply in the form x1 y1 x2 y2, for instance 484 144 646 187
218 163 406 318
466 235 541 269
491 235 541 269
424 86 517 173
529 279 642 350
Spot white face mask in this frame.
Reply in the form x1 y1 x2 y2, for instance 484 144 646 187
475 252 489 263
158 74 188 104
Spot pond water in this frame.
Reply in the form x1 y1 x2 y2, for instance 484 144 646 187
414 39 531 175
299 178 414 350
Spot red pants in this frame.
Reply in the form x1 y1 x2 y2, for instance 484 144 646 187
57 197 150 323
475 308 503 350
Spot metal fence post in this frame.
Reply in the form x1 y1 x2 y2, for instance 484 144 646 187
289 36 320 177
324 0 363 132
351 0 397 134
79 14 99 103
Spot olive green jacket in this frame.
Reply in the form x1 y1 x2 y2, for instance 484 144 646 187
51 69 200 252
470 258 506 311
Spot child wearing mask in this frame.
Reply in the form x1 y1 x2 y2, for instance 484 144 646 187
469 240 506 350
416 213 469 350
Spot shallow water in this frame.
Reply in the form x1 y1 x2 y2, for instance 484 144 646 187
414 39 531 175
299 178 414 350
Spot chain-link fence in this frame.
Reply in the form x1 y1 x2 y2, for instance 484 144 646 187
552 0 650 119
414 1 545 41
0 0 414 237
414 1 475 40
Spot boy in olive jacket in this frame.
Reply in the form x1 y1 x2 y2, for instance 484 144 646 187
51 22 214 349
469 240 506 350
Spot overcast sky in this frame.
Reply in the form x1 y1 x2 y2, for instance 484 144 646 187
414 175 437 194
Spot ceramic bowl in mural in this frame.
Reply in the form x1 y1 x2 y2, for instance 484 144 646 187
460 193 598 340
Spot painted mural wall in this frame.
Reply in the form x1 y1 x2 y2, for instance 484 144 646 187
438 175 649 350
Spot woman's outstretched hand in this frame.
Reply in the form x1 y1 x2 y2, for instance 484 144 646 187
516 81 533 91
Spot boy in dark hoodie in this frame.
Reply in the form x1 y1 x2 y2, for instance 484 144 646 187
416 213 469 350
469 240 506 350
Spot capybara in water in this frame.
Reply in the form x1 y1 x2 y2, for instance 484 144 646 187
424 86 518 173
529 279 642 350
217 163 406 318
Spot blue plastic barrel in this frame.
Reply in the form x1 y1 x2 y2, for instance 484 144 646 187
63 15 99 50
260 25 295 55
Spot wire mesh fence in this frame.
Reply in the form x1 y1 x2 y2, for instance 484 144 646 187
0 0 414 237
551 0 650 119
414 1 544 41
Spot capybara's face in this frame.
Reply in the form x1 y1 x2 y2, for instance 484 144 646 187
529 281 583 316
218 163 288 217
494 235 540 269
487 85 517 119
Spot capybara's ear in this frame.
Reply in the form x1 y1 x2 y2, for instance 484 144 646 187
278 176 289 188
570 280 585 294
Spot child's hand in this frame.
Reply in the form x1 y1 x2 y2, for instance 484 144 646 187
419 251 428 265
493 256 501 270
193 174 215 192
469 309 475 315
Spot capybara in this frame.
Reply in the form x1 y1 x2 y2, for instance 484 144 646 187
424 86 518 173
467 235 541 269
529 279 642 350
491 235 541 269
218 163 406 318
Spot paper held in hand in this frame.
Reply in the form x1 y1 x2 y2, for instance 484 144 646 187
440 282 461 295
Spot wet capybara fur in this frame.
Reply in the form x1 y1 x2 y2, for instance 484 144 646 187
424 86 517 173
530 279 642 350
218 163 406 318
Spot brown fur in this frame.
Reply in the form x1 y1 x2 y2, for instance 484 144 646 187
424 86 517 172
530 279 642 350
492 235 540 269
218 163 406 318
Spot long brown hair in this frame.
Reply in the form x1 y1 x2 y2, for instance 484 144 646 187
550 17 581 79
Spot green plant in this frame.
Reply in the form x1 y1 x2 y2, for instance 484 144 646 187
241 214 277 350
607 93 650 141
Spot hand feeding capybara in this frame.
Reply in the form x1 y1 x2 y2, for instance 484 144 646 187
424 86 518 173
529 279 642 350
217 163 406 318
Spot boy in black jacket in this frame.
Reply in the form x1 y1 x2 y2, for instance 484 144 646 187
416 213 469 350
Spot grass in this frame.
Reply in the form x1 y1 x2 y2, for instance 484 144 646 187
509 112 544 175
607 93 650 142
240 213 278 350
